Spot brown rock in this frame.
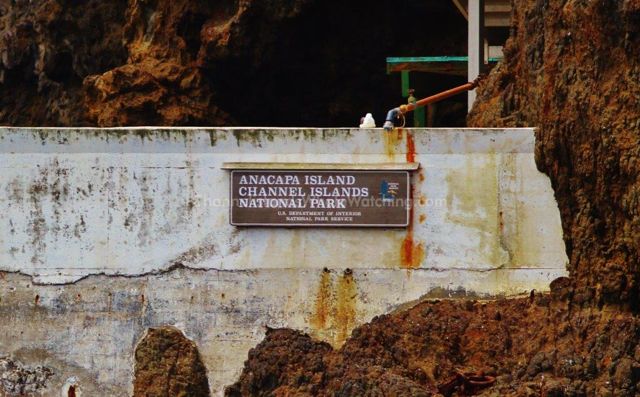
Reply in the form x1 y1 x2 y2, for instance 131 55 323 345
469 0 640 310
0 0 128 126
0 0 467 127
228 4 640 394
133 326 210 397
229 297 640 396
224 328 333 397
82 0 230 127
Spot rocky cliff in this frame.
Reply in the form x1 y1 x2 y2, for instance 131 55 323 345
227 290 640 396
469 0 640 310
0 0 297 126
4 0 640 395
227 1 640 395
0 0 466 127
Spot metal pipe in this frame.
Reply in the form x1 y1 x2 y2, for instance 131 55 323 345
383 108 401 130
383 77 482 131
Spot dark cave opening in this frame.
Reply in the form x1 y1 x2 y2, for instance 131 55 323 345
208 0 469 128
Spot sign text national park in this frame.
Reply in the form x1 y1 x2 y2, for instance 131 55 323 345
229 170 410 227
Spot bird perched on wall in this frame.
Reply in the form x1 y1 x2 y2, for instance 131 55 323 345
359 113 376 128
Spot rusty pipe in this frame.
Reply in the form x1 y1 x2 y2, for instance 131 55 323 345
383 77 482 130
402 81 476 113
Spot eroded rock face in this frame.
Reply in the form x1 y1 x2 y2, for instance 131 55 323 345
0 0 307 126
0 0 128 125
227 1 640 395
133 326 210 397
0 0 467 127
226 294 640 396
82 0 224 127
469 0 640 309
225 328 334 397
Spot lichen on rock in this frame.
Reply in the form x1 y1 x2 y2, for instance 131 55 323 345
0 356 54 396
133 326 210 397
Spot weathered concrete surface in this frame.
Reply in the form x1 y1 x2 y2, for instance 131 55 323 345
0 127 566 283
0 127 567 395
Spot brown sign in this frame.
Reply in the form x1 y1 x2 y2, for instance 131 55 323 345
229 170 410 227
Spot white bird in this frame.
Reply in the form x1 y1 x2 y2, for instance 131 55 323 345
359 113 376 128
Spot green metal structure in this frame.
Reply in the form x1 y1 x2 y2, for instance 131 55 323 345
386 56 500 127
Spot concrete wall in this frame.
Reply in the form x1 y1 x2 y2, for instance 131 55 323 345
0 127 567 396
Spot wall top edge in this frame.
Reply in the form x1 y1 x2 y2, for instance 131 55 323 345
0 126 537 132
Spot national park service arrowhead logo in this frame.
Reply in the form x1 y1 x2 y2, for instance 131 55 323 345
380 180 400 202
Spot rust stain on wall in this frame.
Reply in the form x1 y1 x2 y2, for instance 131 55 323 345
309 268 360 347
383 128 403 158
401 231 425 269
400 132 425 269
405 131 416 163
310 268 333 330
334 269 357 346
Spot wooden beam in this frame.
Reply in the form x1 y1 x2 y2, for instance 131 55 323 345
485 13 510 27
451 0 468 20
485 4 510 12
